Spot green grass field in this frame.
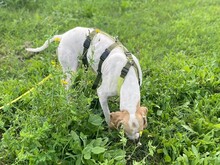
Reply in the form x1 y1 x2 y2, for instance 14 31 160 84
1 0 220 164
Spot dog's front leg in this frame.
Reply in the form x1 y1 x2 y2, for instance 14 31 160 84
97 89 110 126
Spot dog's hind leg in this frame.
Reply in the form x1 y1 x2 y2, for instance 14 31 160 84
58 47 78 90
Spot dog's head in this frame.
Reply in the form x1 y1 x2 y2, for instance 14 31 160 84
110 106 148 140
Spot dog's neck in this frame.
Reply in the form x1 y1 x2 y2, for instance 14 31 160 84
119 68 140 114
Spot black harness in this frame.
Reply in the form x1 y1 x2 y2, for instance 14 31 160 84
92 42 119 89
82 30 98 70
82 29 140 90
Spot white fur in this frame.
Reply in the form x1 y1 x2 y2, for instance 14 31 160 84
26 27 143 140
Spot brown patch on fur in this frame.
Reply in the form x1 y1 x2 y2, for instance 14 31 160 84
136 103 148 129
110 110 129 129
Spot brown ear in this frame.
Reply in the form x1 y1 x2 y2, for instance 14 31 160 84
110 111 127 129
138 106 148 116
137 106 148 128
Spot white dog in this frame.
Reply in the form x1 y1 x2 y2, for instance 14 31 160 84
26 27 148 140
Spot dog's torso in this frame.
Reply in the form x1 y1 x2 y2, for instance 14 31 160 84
58 27 142 110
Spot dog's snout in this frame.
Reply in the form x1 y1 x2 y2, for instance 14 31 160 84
127 132 140 140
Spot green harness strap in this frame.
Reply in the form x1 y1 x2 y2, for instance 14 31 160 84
92 42 119 89
82 29 99 70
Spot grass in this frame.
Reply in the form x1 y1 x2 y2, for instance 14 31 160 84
0 0 220 164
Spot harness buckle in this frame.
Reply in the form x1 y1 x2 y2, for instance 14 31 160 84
83 37 91 49
121 66 129 78
125 51 132 57
100 49 110 61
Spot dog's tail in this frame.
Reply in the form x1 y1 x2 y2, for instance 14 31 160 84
26 35 62 53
